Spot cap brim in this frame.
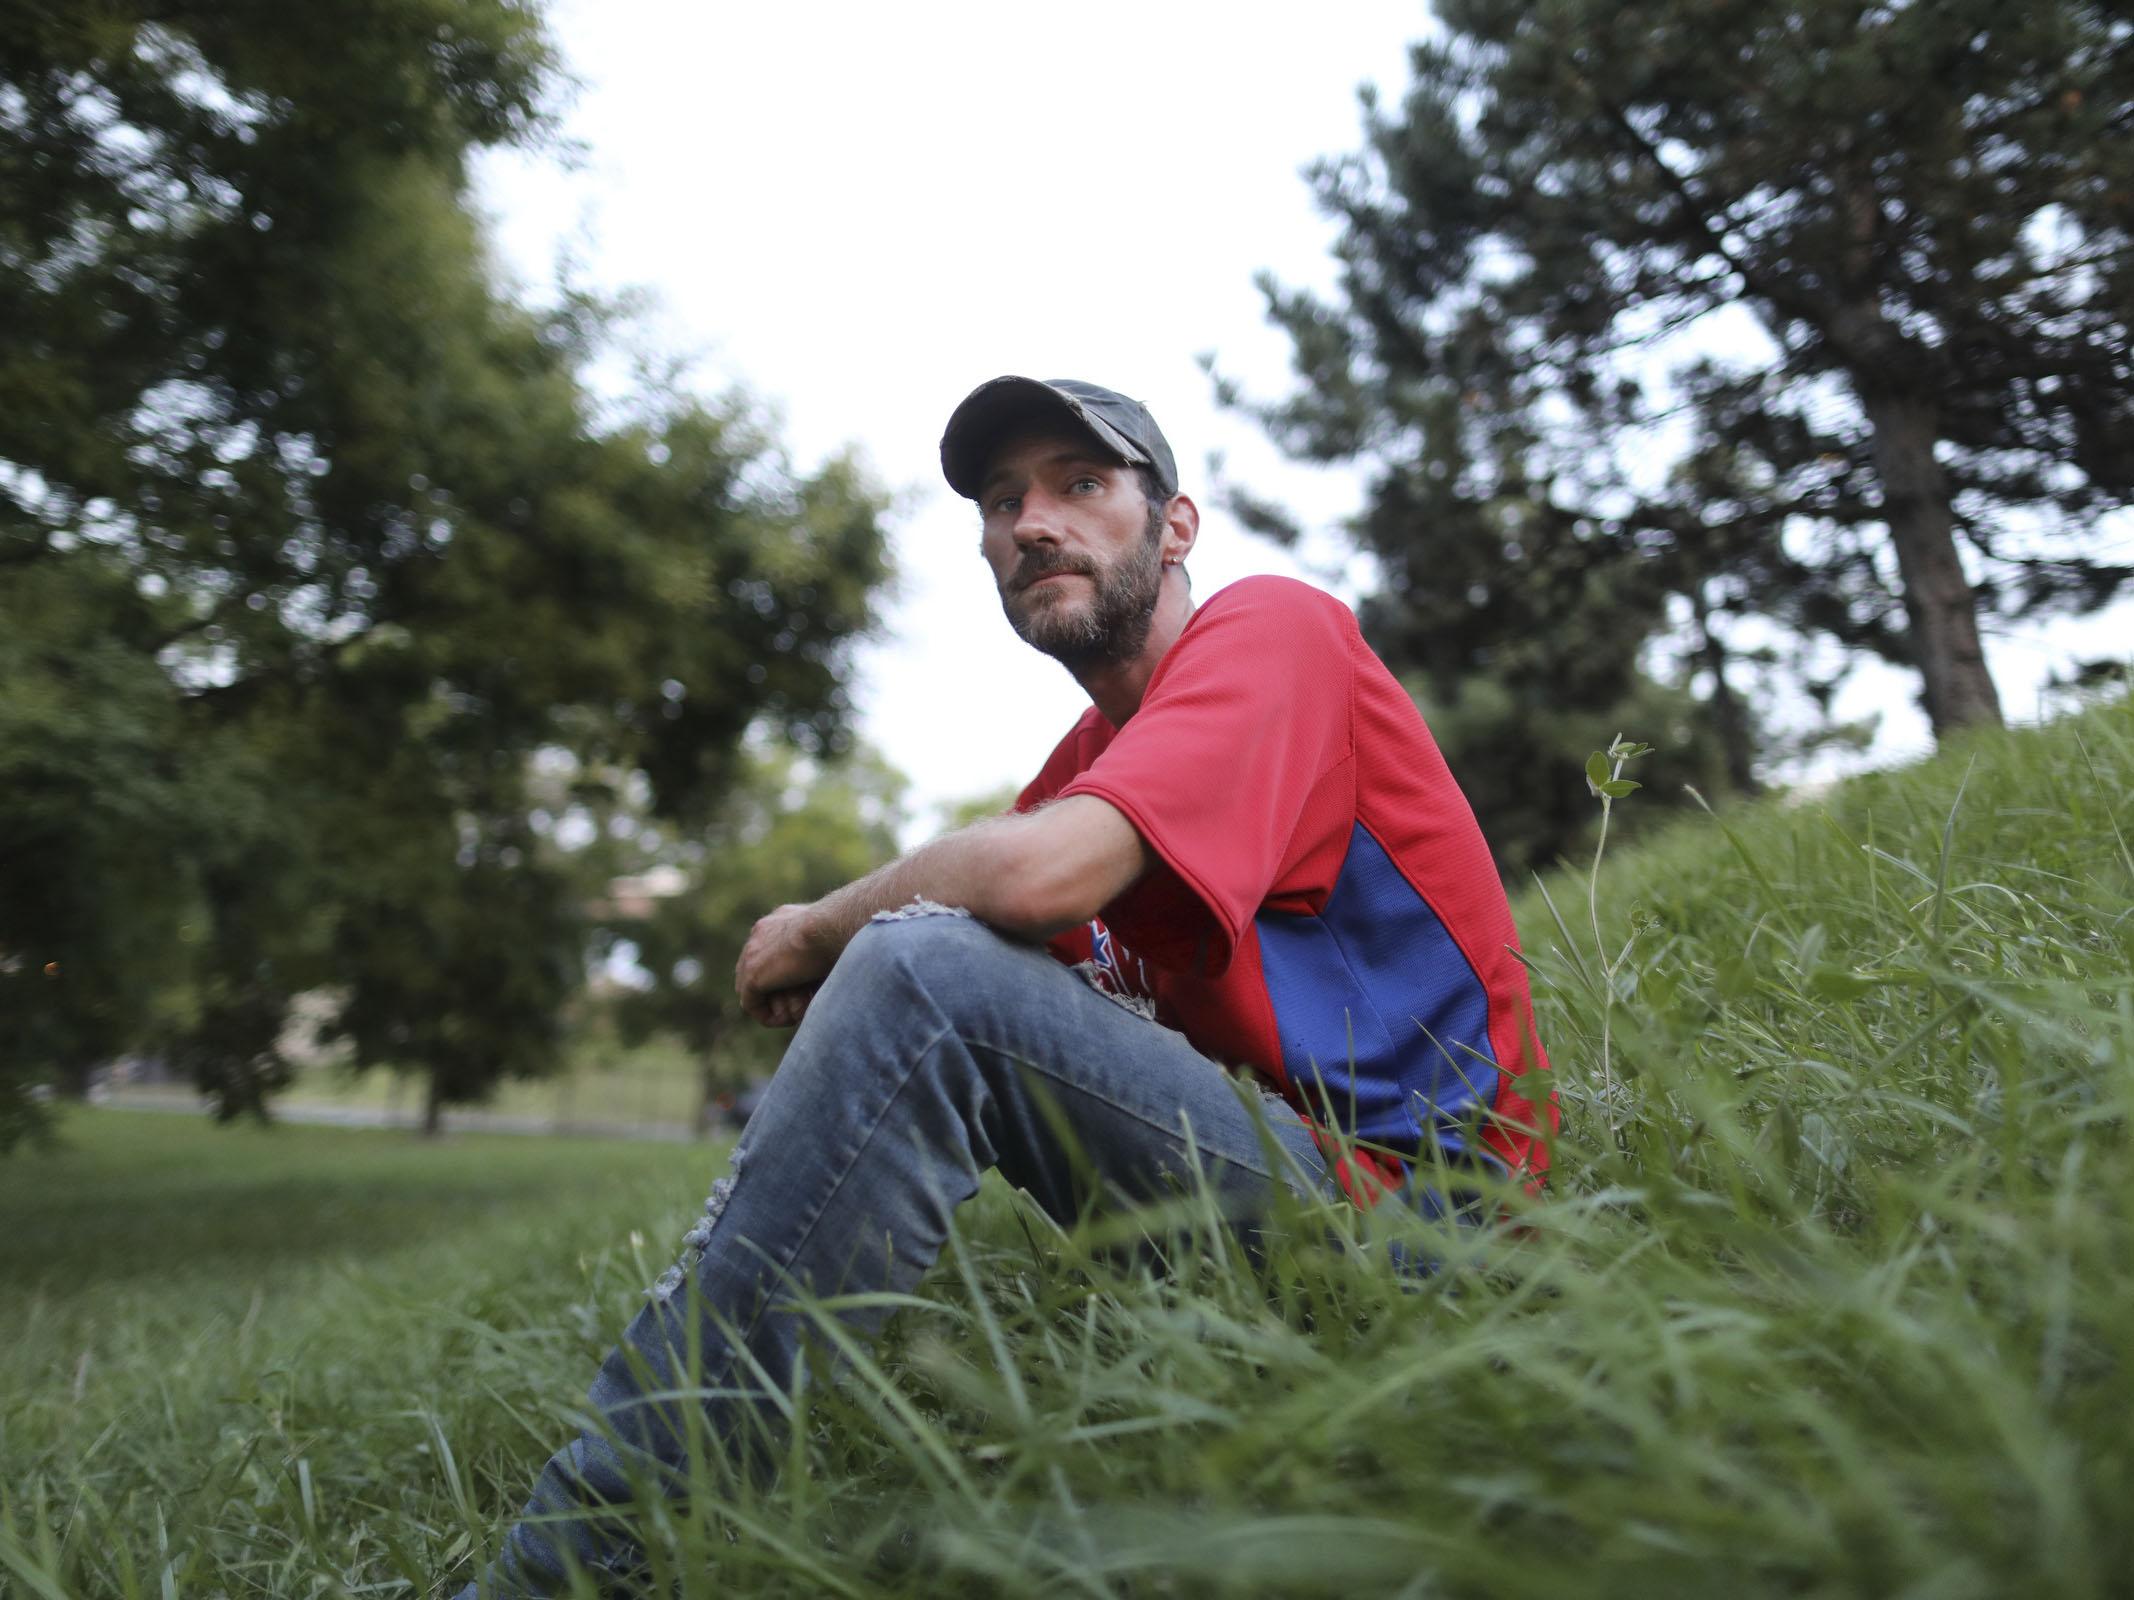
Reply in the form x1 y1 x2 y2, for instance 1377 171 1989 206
940 376 1150 500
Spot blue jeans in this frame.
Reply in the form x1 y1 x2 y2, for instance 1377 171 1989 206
455 910 1340 1597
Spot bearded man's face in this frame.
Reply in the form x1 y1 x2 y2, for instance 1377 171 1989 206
978 433 1170 672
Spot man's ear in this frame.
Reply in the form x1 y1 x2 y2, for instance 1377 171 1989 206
1160 493 1201 568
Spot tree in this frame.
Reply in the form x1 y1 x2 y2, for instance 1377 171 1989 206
605 747 907 1135
0 555 216 1142
1233 0 2134 763
1217 340 1758 874
0 2 891 1140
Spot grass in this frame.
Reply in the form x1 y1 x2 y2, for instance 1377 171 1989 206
0 1117 715 1596
96 1031 710 1131
3 694 2130 1598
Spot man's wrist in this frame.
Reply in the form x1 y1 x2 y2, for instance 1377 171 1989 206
807 881 878 960
797 897 844 957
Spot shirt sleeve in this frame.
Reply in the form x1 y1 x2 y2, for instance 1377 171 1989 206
1058 579 1355 976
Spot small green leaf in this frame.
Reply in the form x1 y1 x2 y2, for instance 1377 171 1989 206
1585 752 1612 792
1808 967 1874 1001
1599 778 1641 799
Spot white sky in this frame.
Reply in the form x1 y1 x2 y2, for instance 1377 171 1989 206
475 0 2128 833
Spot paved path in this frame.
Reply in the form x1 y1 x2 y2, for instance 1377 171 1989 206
97 1088 698 1142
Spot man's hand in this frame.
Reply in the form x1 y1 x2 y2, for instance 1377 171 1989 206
736 902 836 1028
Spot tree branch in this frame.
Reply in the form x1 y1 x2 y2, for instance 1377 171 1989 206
1587 91 1849 356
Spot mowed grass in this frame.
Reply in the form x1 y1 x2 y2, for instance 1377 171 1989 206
98 1030 710 1131
4 694 2132 1599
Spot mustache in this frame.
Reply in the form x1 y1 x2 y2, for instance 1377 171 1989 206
1009 553 1096 592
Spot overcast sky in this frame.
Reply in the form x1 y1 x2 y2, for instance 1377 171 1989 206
475 1 2125 833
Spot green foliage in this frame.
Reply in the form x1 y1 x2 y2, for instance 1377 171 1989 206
609 746 908 1123
0 557 215 1134
1411 662 1731 878
1231 0 2134 771
0 2 892 1132
4 700 2131 1596
938 782 1023 833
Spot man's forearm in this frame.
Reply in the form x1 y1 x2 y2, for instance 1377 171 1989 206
806 812 1062 959
735 796 1148 1025
732 815 1051 1026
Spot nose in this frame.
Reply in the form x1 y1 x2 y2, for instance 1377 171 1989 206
1010 486 1065 548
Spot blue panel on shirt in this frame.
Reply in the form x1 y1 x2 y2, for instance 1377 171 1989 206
1253 822 1498 1157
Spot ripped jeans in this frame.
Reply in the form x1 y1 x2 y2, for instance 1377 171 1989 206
455 911 1339 1598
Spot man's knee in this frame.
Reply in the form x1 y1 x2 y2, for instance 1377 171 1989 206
833 904 1031 998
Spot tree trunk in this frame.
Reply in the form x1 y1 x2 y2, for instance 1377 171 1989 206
421 1073 445 1137
1854 388 2004 737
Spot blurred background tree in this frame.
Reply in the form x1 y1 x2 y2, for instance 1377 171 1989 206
942 783 1025 831
0 2 891 1146
1222 0 2132 873
597 745 907 1136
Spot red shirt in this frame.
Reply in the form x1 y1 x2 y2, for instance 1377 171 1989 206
1016 576 1553 1194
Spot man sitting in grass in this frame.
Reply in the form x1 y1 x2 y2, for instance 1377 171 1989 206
457 376 1555 1596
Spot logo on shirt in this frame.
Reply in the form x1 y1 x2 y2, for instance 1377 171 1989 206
1084 918 1153 1001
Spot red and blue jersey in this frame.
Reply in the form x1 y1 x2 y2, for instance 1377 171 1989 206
1015 576 1554 1195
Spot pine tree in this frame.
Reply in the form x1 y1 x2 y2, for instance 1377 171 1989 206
1235 0 2133 773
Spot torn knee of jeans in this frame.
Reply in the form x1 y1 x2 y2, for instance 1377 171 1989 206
648 1144 748 1303
869 897 973 923
1070 959 1162 1023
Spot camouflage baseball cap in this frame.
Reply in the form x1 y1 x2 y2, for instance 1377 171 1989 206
940 376 1179 501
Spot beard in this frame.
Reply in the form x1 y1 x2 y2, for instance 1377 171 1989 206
1000 504 1167 671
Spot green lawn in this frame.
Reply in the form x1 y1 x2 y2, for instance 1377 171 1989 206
97 1030 710 1131
4 695 2131 1599
1 1116 718 1598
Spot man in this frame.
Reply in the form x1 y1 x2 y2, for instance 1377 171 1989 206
455 377 1552 1597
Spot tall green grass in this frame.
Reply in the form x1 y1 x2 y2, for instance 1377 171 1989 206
0 1119 712 1597
3 696 2129 1598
